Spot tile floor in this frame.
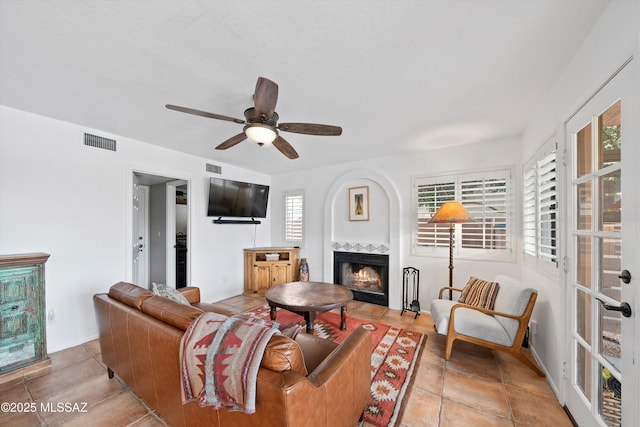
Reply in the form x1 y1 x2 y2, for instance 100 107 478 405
0 294 574 426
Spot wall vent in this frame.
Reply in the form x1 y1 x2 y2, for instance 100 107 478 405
84 133 116 151
206 163 222 174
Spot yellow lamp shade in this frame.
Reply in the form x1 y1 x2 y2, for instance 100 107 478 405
427 202 473 224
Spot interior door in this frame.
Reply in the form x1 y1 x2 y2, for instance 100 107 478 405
132 175 149 287
564 59 638 427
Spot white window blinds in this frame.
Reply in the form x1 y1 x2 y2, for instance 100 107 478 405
522 139 558 270
460 176 509 250
537 150 557 264
284 191 304 242
523 166 537 256
416 181 455 248
413 168 513 260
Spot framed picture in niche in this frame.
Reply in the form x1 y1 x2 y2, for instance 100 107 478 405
349 186 369 221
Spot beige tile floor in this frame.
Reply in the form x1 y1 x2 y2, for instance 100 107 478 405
0 294 574 426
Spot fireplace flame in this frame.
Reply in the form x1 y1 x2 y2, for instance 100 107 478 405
350 266 382 290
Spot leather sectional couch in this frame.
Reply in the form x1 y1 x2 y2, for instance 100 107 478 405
93 282 371 427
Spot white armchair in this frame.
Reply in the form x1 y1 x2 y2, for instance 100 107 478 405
430 274 544 376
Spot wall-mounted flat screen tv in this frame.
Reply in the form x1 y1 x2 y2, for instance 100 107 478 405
207 178 270 218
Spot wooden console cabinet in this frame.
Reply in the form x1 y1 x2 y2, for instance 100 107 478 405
0 253 50 380
244 247 300 295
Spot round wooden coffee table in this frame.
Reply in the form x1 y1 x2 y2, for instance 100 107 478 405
265 281 354 334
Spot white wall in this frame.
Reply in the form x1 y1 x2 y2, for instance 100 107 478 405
270 135 522 311
0 106 271 352
519 1 640 396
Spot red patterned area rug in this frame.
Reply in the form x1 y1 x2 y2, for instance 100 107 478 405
242 305 427 427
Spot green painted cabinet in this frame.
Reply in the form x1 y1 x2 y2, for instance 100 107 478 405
0 253 49 374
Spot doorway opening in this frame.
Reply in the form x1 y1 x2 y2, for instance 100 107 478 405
132 172 190 289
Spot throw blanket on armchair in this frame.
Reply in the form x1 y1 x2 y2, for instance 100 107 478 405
180 312 279 414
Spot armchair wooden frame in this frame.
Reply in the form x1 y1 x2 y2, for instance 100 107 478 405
437 286 544 376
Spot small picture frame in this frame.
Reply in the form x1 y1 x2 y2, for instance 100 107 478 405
349 186 369 221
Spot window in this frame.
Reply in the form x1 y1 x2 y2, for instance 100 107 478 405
415 181 455 248
523 139 558 271
523 167 537 256
460 176 509 250
413 168 513 261
283 191 304 243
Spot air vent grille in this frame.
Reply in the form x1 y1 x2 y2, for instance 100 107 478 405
84 133 116 151
206 163 222 174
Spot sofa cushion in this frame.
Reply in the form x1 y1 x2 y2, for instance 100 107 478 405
193 302 237 317
108 282 153 309
152 282 191 305
261 334 308 376
458 276 500 310
141 295 203 330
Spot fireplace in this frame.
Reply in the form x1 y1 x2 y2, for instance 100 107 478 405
333 252 389 306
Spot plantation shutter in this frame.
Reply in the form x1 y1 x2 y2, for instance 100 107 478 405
537 150 557 264
284 191 304 242
460 175 509 250
413 168 513 261
523 165 537 256
415 180 455 247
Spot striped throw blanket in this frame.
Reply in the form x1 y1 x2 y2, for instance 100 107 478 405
180 312 279 414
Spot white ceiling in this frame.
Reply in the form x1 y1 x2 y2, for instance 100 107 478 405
0 0 607 175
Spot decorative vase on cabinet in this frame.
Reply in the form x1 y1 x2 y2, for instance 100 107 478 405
0 253 50 380
299 258 309 282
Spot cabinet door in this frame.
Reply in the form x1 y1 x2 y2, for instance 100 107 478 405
254 265 272 293
0 267 40 371
271 264 290 287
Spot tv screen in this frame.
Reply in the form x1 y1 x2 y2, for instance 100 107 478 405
207 178 270 218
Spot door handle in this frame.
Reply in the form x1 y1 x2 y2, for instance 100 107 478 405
596 298 632 318
618 269 631 284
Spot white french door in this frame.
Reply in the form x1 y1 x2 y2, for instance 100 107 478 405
564 58 638 426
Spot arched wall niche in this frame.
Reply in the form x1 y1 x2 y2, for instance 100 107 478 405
323 168 402 309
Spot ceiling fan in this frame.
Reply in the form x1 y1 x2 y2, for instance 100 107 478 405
166 77 342 159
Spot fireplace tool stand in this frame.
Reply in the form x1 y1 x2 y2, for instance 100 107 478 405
401 267 420 319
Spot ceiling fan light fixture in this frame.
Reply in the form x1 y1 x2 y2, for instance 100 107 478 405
167 77 341 159
244 124 277 145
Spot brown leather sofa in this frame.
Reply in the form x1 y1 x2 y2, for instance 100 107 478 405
93 282 371 427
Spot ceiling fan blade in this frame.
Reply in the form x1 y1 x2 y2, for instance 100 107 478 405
215 133 247 150
278 123 342 136
253 77 278 120
272 136 299 159
166 104 245 124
